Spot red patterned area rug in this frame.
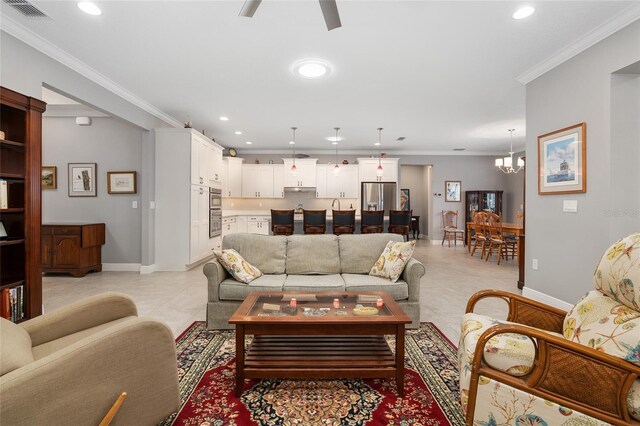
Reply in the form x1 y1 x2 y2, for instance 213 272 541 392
159 322 464 426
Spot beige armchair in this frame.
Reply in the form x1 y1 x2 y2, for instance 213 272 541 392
459 233 640 425
0 292 179 425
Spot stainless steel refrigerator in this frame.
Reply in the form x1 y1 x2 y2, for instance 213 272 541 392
361 182 397 215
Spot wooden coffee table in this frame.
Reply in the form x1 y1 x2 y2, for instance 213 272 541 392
229 291 412 397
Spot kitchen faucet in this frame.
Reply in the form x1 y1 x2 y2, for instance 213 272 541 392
331 199 341 210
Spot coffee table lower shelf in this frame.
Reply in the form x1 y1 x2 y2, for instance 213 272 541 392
237 335 402 396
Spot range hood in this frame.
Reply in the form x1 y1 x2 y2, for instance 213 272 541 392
284 186 316 193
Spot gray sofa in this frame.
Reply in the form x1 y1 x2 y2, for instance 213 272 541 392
204 233 425 329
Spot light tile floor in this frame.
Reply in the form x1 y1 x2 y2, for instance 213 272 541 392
43 240 519 344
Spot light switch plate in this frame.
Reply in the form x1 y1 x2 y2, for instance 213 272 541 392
563 200 578 213
150 201 156 209
132 201 138 209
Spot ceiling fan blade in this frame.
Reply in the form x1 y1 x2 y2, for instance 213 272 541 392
318 0 342 31
239 0 262 18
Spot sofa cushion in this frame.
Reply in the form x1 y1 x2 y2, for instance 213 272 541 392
219 274 287 301
283 274 345 292
222 234 287 274
594 233 640 311
0 318 34 375
342 274 409 300
564 289 640 366
369 240 416 282
339 234 404 274
215 249 263 284
285 235 341 275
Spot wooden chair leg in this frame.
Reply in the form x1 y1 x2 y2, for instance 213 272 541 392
442 231 446 245
485 241 492 261
496 243 502 265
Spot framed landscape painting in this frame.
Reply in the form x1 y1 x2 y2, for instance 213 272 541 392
41 166 57 190
107 171 137 194
68 163 97 197
538 123 586 195
445 181 461 202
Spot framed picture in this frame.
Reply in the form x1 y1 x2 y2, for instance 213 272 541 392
68 163 97 197
538 123 586 194
400 189 410 211
107 171 137 194
445 181 461 202
41 166 57 190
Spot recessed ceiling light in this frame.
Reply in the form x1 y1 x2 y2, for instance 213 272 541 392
289 141 295 145
513 6 535 20
332 142 338 145
219 116 229 121
325 136 343 142
245 141 252 145
374 142 381 146
234 131 242 135
293 59 332 79
78 2 102 15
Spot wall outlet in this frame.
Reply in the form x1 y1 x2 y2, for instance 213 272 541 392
150 201 156 209
563 200 578 213
532 259 538 270
132 201 138 209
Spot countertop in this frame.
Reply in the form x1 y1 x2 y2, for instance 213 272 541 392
222 210 390 220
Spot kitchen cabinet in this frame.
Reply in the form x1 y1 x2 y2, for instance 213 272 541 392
222 157 244 198
358 158 399 182
41 223 105 277
326 165 359 198
190 185 212 264
222 216 238 237
241 164 275 198
247 216 270 235
154 128 223 270
315 165 327 198
273 165 284 198
282 158 317 187
235 216 248 233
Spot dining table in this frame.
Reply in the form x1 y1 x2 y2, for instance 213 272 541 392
466 221 525 289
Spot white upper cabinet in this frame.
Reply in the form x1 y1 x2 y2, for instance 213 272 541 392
210 145 223 184
315 165 327 198
273 165 284 198
190 133 223 186
323 164 359 198
282 158 317 187
358 158 399 182
222 157 244 198
242 164 275 198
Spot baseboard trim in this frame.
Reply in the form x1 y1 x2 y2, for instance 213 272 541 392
102 263 142 272
139 264 158 274
522 287 573 312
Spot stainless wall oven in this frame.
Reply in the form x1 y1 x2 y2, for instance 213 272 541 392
210 187 222 238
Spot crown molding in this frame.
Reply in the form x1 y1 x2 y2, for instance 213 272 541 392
0 13 183 128
517 3 640 85
235 149 509 156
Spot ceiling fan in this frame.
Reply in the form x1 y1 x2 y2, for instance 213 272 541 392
239 0 342 31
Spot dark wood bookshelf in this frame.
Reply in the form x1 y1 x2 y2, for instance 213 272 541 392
0 86 46 321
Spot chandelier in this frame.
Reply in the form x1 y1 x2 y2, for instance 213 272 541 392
376 128 383 177
290 126 297 175
333 127 340 175
495 129 524 174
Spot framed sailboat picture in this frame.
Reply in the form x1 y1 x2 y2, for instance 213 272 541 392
538 123 586 195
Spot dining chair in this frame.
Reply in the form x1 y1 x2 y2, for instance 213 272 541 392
332 210 356 235
441 210 464 247
360 210 384 234
271 209 294 236
485 213 508 264
470 212 488 258
303 209 327 234
388 210 412 241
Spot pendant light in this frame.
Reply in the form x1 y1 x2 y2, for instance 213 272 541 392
495 129 524 174
376 127 384 177
290 126 298 175
333 127 340 175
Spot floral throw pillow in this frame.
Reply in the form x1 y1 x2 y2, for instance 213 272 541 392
369 240 416 283
215 249 263 284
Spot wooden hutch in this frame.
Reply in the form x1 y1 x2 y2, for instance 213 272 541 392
464 190 503 242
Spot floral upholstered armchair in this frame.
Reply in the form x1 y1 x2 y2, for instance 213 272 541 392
459 233 640 425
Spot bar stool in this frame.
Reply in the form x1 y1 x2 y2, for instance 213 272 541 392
271 209 294 236
303 209 327 234
332 210 356 235
360 210 384 234
388 210 412 241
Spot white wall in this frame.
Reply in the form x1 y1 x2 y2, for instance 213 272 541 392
399 165 427 236
42 117 144 264
525 21 640 304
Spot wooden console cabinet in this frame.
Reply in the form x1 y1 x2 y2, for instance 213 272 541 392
42 223 105 277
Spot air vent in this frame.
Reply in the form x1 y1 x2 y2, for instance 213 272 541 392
396 137 406 141
453 148 466 151
3 0 50 18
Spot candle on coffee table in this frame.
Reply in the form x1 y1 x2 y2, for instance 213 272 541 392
333 298 340 309
376 298 383 308
290 298 297 308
